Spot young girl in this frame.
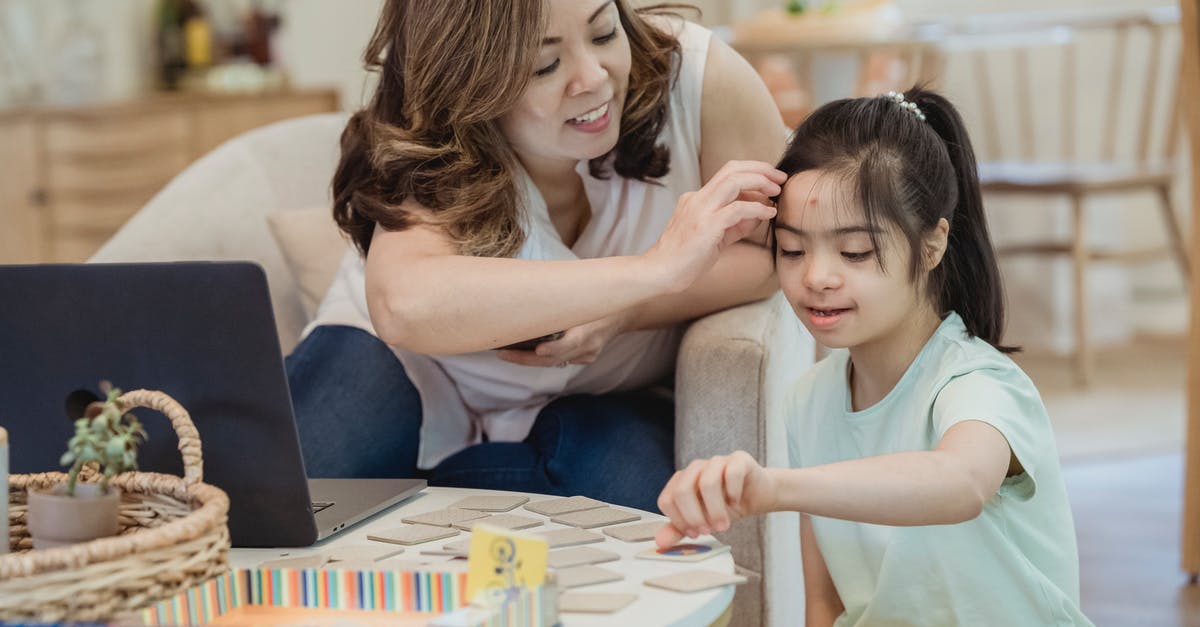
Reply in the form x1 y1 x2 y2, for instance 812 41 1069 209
655 88 1094 626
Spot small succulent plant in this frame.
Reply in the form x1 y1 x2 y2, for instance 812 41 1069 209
60 381 147 496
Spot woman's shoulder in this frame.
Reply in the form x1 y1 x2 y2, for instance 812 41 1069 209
641 13 712 53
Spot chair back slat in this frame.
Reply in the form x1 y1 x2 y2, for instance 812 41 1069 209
946 7 1180 165
1167 62 1183 159
1101 24 1129 162
1063 42 1076 162
1015 47 1037 161
1136 25 1165 163
973 50 1002 161
900 48 918 88
921 47 944 88
852 49 873 98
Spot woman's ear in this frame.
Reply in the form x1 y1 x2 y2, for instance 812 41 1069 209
924 218 950 271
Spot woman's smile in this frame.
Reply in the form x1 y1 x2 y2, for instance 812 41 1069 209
567 100 612 132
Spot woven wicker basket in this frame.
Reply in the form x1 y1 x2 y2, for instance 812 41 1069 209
1 389 231 622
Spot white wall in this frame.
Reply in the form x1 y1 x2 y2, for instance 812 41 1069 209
273 0 384 110
0 0 156 105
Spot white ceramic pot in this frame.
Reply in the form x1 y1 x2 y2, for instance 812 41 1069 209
26 482 120 550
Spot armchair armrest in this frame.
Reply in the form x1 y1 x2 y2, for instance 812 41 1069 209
675 290 814 626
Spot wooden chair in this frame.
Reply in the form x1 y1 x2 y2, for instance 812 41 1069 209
732 29 945 128
959 7 1189 385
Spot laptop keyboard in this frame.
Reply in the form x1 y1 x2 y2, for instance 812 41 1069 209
311 501 334 513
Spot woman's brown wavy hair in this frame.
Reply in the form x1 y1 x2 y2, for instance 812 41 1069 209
333 0 686 258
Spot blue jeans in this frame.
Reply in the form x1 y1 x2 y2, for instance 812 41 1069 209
284 325 675 512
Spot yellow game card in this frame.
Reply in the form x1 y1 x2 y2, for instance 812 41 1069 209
466 523 549 600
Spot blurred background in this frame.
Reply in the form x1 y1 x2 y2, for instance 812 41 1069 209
0 1 1195 624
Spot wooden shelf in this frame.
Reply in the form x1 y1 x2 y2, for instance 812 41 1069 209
0 88 338 263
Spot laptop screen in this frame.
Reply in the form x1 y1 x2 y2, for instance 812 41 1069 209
0 262 319 546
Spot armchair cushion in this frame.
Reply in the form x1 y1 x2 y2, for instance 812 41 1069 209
676 291 814 627
90 112 351 353
265 206 351 319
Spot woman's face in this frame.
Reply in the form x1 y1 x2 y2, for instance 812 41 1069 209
499 0 632 171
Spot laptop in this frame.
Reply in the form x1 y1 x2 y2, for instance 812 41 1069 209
0 262 426 547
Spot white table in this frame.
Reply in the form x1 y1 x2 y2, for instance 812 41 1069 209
230 487 736 627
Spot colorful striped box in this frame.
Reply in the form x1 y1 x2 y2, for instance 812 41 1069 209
136 567 555 627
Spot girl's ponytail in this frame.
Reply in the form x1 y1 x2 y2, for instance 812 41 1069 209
909 89 1018 353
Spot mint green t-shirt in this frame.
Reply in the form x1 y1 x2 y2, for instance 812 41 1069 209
787 313 1093 626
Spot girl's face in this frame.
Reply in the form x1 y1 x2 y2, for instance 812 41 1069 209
498 0 631 171
774 170 937 353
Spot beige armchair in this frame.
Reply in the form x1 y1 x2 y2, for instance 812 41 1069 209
90 113 814 626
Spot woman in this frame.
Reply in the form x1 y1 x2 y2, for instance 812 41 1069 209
285 0 788 511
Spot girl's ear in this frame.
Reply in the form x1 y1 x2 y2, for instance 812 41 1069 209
923 217 950 272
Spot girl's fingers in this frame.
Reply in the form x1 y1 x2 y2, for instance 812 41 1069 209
724 460 747 507
670 461 709 536
697 459 730 532
657 476 687 535
655 523 686 550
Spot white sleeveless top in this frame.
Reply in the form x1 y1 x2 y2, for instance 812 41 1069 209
309 18 711 468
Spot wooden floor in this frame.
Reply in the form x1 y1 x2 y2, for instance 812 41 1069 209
1068 453 1200 626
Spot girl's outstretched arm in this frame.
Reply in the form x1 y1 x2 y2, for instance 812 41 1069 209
773 420 1015 526
656 420 1016 544
802 514 844 627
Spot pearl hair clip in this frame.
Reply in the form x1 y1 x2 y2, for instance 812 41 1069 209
885 91 926 122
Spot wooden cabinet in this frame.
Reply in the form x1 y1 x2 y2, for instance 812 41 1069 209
0 118 41 263
0 89 338 262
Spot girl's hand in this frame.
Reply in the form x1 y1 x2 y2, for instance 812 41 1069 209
497 307 635 368
643 161 785 294
655 451 778 549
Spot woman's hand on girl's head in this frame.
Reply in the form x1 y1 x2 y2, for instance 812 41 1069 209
655 450 778 549
643 161 784 295
496 307 635 368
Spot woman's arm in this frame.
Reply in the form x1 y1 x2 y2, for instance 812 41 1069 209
625 37 788 331
802 514 845 627
366 161 782 355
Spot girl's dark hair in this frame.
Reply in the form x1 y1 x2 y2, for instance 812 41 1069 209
774 87 1017 353
332 0 684 258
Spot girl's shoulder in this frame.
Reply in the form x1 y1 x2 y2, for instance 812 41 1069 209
927 313 1025 374
923 320 1040 407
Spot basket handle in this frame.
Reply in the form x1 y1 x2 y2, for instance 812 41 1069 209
116 389 204 487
